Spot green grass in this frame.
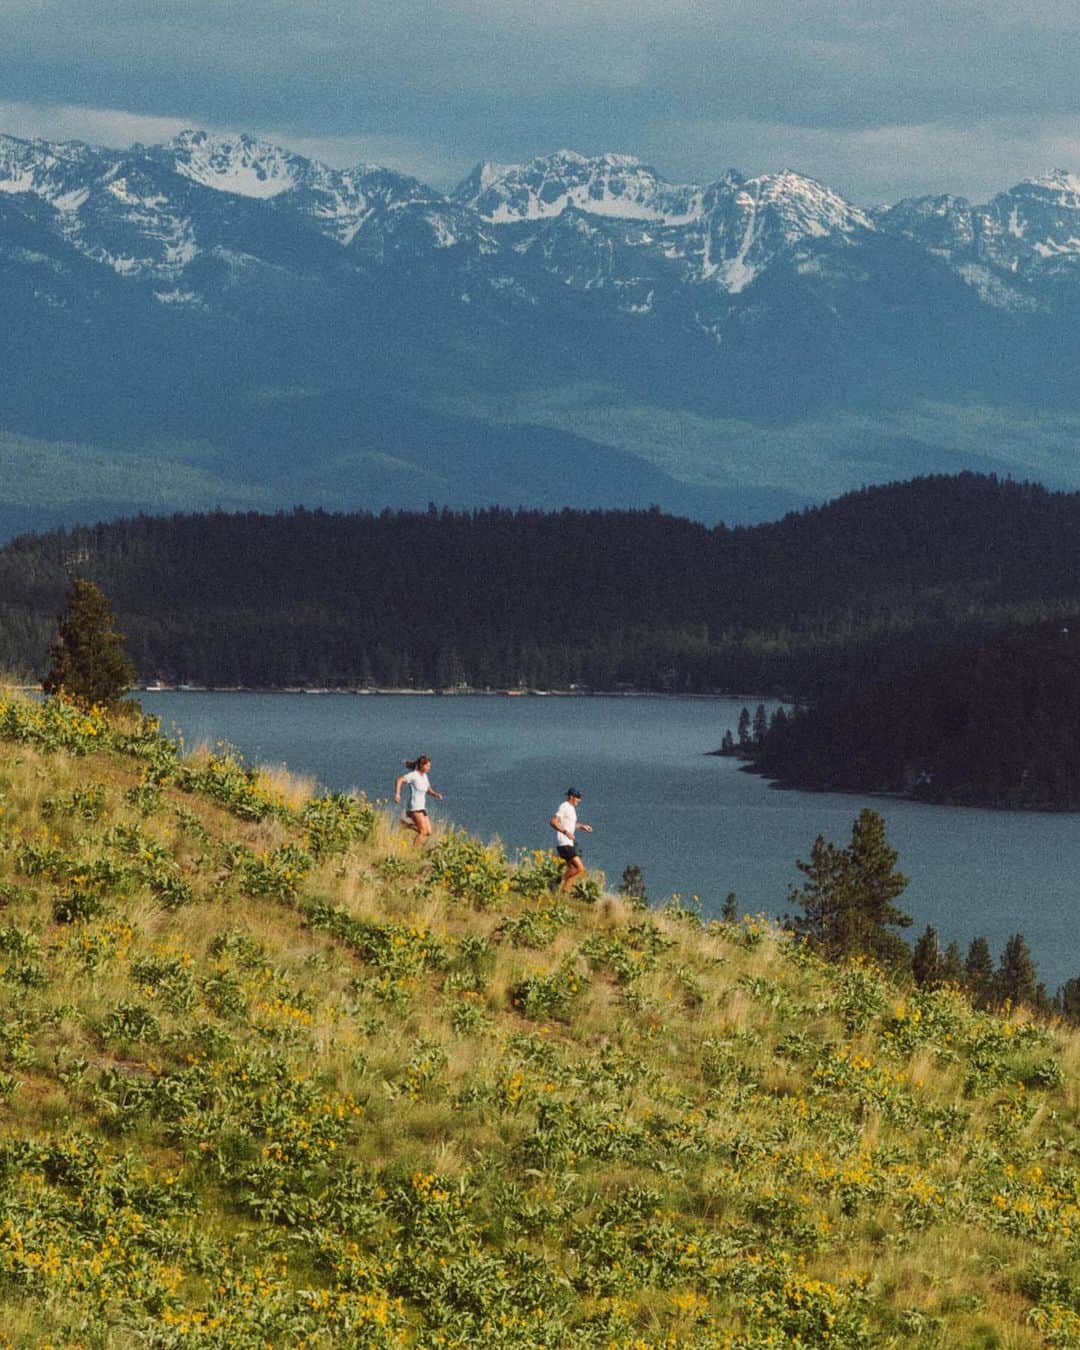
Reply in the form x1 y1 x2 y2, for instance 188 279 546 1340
0 690 1077 1346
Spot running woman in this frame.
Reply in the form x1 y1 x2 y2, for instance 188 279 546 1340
394 755 443 844
550 786 592 892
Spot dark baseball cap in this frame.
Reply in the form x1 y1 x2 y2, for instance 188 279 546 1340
566 786 582 798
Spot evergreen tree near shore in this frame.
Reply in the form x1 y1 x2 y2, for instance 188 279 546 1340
995 933 1043 1010
786 809 912 968
42 579 134 710
965 937 996 1008
618 864 648 908
788 824 1078 1018
912 924 943 987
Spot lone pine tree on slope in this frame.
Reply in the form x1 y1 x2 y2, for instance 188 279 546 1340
42 579 135 710
787 808 912 968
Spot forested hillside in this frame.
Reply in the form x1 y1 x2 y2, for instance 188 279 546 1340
748 619 1080 808
2 473 1080 692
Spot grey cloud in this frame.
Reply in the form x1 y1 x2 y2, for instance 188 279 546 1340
649 115 1080 204
1 0 1079 201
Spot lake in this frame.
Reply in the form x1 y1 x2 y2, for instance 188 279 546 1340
140 691 1079 992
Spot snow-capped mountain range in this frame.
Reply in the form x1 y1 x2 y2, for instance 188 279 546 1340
7 128 1080 305
4 127 1080 533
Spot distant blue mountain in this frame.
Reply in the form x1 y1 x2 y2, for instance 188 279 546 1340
4 129 1080 535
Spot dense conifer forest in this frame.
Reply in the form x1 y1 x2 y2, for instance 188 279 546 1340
745 619 1080 808
3 472 1080 697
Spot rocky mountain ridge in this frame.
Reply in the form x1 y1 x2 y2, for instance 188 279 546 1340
7 129 1080 305
4 127 1080 533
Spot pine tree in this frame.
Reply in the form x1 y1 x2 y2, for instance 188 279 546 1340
619 864 648 908
1054 976 1080 1025
995 933 1041 1010
787 809 911 967
753 703 769 746
42 580 135 710
941 940 964 986
737 707 752 748
912 925 943 987
964 937 995 1008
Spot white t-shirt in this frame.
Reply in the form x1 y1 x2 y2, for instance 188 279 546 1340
554 800 577 846
402 769 430 812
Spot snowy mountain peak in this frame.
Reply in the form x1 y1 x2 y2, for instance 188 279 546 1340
166 130 303 199
455 150 704 225
682 169 874 294
739 170 873 235
11 123 1080 326
1020 169 1080 200
452 160 514 203
0 133 102 203
873 193 977 256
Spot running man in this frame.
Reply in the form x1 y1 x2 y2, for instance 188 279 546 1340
550 786 592 892
394 755 443 845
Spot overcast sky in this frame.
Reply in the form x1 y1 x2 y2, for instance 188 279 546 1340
2 0 1080 204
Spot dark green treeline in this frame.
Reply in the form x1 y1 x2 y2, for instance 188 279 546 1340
749 619 1080 809
4 472 1080 692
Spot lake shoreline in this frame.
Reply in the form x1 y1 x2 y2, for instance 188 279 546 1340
137 685 773 701
734 757 1080 816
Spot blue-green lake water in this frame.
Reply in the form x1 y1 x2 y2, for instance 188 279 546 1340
141 692 1079 992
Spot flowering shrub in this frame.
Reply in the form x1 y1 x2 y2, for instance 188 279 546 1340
510 847 563 899
305 898 448 977
0 694 110 754
580 921 674 985
229 842 314 903
124 782 164 816
442 934 496 995
449 994 492 1036
498 902 574 949
302 791 375 858
428 833 509 909
509 961 586 1022
42 784 108 822
178 749 292 822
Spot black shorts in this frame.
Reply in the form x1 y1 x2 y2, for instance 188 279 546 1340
557 843 580 862
407 809 427 817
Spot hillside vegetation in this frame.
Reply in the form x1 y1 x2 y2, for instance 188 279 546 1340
0 691 1078 1346
3 473 1080 694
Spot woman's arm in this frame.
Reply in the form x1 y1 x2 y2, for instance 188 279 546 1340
394 774 406 803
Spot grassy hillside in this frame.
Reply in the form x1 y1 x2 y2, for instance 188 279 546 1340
0 692 1078 1347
